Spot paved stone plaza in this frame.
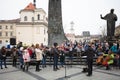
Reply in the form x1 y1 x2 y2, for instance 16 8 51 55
0 65 120 80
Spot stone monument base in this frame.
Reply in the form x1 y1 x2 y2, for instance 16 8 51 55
106 36 117 48
48 33 67 47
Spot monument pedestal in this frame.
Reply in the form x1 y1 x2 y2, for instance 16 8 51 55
106 36 117 48
48 33 67 47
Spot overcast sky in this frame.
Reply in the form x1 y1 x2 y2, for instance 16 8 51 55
0 0 120 35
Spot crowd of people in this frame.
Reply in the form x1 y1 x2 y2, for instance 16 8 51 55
0 40 120 76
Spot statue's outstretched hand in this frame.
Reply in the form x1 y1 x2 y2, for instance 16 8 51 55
100 14 103 19
100 14 102 18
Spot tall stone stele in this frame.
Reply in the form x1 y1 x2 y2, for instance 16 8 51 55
48 0 67 47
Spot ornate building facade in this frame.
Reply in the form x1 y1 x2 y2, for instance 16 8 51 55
0 2 48 47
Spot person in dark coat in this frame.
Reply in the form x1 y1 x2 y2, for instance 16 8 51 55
0 46 7 69
59 47 65 67
51 42 59 71
0 49 3 69
83 44 96 76
117 46 120 69
11 47 19 67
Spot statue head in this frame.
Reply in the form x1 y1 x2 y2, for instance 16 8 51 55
110 9 114 13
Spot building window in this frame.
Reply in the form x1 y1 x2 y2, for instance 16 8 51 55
6 26 8 29
43 15 45 20
0 40 2 44
44 28 46 34
10 32 13 36
0 32 1 36
32 17 34 22
6 32 8 36
37 14 40 20
0 25 2 29
44 38 46 42
10 26 13 29
24 16 27 21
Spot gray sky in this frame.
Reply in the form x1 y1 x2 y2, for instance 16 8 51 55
0 0 120 35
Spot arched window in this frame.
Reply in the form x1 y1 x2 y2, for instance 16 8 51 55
6 32 8 36
24 16 27 21
0 32 2 36
37 14 40 20
10 32 13 36
6 26 8 29
10 25 13 29
0 25 2 29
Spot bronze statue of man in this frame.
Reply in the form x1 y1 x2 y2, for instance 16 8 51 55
100 9 117 39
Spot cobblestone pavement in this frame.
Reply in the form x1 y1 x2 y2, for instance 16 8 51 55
0 65 120 80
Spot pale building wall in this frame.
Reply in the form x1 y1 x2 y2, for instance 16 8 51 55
0 22 16 46
16 24 33 45
18 7 48 46
0 3 48 47
16 24 48 46
20 11 34 22
20 8 47 23
34 8 47 22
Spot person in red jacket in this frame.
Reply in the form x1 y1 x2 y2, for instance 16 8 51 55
27 47 33 58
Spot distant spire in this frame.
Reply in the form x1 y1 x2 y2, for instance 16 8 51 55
33 0 36 8
70 21 74 34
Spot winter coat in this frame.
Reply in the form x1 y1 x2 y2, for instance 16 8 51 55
35 48 43 61
0 51 3 60
83 46 96 60
23 49 30 62
110 45 118 53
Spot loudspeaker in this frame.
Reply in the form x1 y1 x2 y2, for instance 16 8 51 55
10 38 16 45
